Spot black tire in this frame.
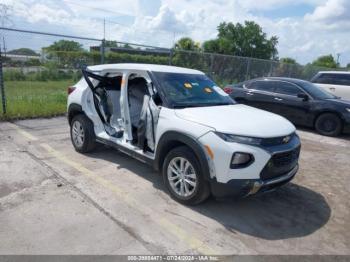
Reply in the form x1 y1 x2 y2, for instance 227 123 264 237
315 113 342 137
70 114 96 153
162 146 211 205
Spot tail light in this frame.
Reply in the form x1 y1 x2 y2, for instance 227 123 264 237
67 86 76 95
224 86 233 94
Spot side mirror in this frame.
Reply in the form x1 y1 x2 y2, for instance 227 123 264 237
297 93 309 101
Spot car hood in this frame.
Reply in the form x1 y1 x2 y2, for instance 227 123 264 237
174 104 295 138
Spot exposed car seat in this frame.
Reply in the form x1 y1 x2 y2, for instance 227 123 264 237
128 77 148 127
128 77 150 144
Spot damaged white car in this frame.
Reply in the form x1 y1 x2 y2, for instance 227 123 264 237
67 64 301 205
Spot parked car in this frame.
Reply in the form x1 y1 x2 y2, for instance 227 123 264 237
225 77 350 136
311 71 350 100
68 64 300 205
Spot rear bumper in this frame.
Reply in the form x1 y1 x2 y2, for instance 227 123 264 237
210 164 298 198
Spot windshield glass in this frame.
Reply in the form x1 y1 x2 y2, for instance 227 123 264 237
298 81 336 99
153 72 235 108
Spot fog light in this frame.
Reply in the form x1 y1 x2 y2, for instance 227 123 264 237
230 152 254 169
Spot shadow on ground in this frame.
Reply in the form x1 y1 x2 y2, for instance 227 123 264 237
87 146 331 241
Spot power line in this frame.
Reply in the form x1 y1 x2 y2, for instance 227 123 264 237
61 0 210 32
62 0 134 18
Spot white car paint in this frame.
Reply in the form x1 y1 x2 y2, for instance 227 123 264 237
312 71 350 100
175 104 295 138
68 64 300 197
88 63 204 75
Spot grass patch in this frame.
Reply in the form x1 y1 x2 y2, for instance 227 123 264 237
0 80 73 120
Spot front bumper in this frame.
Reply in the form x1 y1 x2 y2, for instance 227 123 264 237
210 164 298 198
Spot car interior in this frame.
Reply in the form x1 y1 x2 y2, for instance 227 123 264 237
82 69 158 153
127 74 151 147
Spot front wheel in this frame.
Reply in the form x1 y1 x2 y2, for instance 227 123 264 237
162 146 210 205
70 114 96 153
315 113 342 137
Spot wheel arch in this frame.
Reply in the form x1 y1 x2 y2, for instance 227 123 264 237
68 103 84 125
154 131 211 181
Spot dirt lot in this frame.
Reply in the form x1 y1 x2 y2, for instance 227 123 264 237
0 116 349 255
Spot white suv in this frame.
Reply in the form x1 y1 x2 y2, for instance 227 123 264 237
67 64 301 205
312 71 350 100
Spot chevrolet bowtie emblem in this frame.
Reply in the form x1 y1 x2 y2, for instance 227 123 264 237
283 135 291 144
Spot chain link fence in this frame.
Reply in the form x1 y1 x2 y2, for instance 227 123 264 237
0 27 338 119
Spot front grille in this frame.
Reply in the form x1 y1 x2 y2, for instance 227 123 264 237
260 146 300 181
272 147 300 167
261 133 296 146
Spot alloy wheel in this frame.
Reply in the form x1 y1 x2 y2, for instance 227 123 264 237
167 157 197 198
72 121 85 147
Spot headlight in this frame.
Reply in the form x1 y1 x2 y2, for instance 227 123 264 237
215 132 262 145
346 108 350 113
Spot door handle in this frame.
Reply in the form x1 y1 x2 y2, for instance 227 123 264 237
329 87 335 91
246 92 254 96
274 97 283 101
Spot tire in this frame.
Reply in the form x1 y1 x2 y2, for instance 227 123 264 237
70 114 96 153
162 146 211 205
315 113 342 137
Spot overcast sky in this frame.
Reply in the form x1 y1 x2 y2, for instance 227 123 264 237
1 0 349 66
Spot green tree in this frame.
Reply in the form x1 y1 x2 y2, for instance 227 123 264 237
274 58 302 78
346 63 350 69
104 40 118 47
312 55 337 68
174 37 200 51
43 40 85 68
202 21 278 59
8 48 38 56
280 57 297 64
44 40 83 52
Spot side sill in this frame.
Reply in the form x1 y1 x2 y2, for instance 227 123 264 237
96 138 155 167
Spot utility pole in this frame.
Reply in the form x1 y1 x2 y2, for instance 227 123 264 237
0 4 11 115
103 18 106 40
0 40 6 115
336 53 341 66
173 31 176 48
101 19 106 64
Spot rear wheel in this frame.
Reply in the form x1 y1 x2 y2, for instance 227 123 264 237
315 113 342 137
70 114 96 153
162 146 210 205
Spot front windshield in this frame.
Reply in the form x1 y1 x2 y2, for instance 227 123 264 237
298 81 336 99
153 72 235 108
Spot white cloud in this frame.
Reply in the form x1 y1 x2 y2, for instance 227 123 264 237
1 0 350 65
305 0 349 22
135 5 188 33
237 0 325 11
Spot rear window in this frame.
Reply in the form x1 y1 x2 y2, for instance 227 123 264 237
313 73 350 86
